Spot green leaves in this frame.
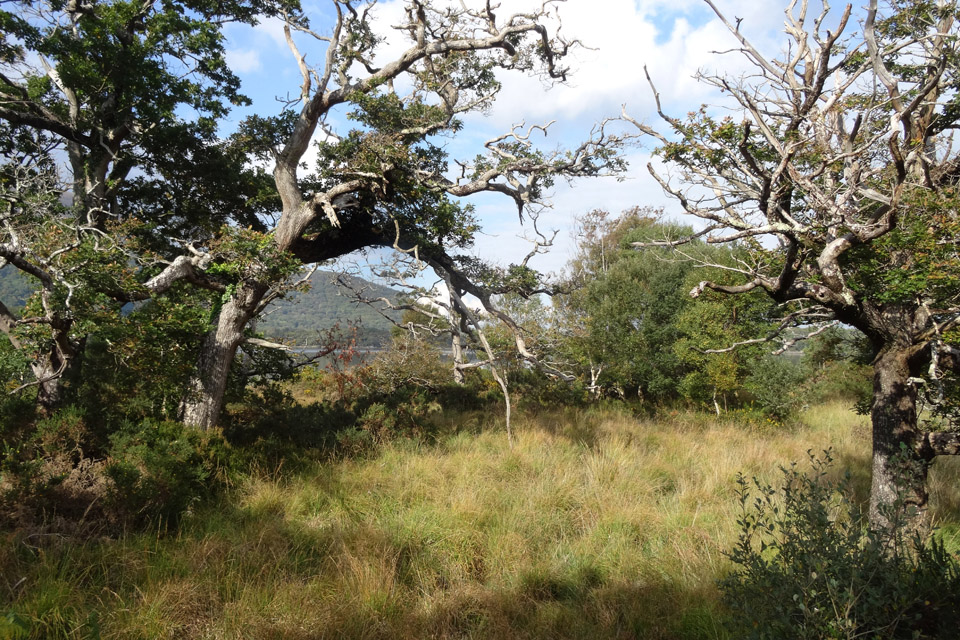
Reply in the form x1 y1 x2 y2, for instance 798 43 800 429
721 452 960 639
206 226 301 285
347 90 449 139
235 112 299 161
560 208 782 405
844 188 960 305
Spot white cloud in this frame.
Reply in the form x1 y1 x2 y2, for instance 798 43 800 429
253 16 292 51
440 0 802 269
225 49 262 73
471 0 788 131
459 143 721 277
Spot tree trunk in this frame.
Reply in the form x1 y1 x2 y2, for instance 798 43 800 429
868 347 930 534
30 324 80 417
179 298 255 429
451 331 465 384
32 359 65 415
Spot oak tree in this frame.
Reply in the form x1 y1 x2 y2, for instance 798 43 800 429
0 0 281 412
630 0 960 530
177 0 627 428
1 0 626 428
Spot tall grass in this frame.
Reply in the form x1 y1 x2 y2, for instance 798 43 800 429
2 402 957 639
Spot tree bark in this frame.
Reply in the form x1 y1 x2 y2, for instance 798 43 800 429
451 330 465 384
868 347 930 534
32 359 65 414
179 297 256 429
30 320 79 416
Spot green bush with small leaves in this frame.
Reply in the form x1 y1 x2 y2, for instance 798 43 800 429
104 420 231 527
743 355 807 421
0 410 231 531
721 452 960 639
805 359 873 406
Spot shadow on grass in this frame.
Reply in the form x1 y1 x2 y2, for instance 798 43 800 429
402 574 726 640
834 448 873 512
515 404 636 450
930 456 960 526
1 482 731 640
199 499 729 640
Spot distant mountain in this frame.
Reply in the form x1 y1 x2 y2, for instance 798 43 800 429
259 270 401 346
0 266 400 347
0 266 35 310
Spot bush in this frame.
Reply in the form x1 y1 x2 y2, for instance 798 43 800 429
1 409 230 531
743 355 806 420
360 334 452 395
354 391 442 442
805 359 873 405
720 452 960 639
104 419 231 527
336 336 487 444
0 408 109 529
721 405 787 433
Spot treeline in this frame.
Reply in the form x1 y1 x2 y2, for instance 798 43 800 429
472 208 875 423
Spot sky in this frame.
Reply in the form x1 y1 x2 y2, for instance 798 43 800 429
217 0 825 279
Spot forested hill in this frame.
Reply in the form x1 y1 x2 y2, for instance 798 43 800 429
0 266 400 347
258 270 401 347
0 265 36 309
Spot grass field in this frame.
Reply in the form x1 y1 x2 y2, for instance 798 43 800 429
3 402 959 639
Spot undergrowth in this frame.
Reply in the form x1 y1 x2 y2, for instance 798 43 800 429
722 452 960 639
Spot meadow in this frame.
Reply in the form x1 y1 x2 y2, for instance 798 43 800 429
4 401 959 639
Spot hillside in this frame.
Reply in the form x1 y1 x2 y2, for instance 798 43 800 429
0 266 400 346
259 270 402 346
0 266 35 310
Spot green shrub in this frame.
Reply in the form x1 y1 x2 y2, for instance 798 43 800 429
31 406 100 459
228 337 491 457
1 410 230 531
355 392 442 442
721 405 787 432
743 355 806 420
104 420 230 527
341 336 486 443
0 408 108 528
360 334 452 394
720 452 960 639
334 425 376 457
0 336 32 425
806 360 873 405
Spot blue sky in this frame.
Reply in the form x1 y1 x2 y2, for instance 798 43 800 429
216 0 808 277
